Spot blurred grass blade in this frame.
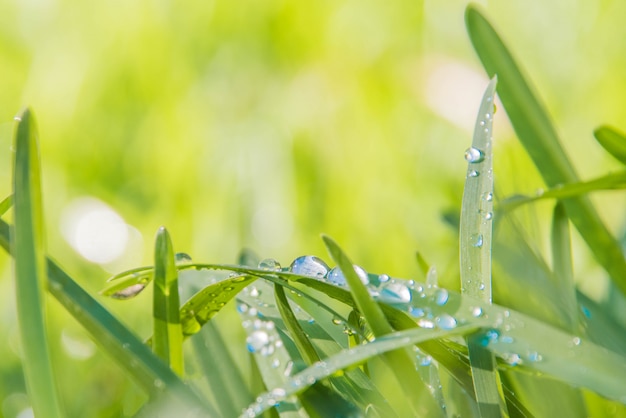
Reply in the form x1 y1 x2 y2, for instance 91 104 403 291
466 4 626 296
460 77 507 418
594 125 626 165
12 109 63 417
551 203 578 332
0 218 213 416
153 227 184 375
0 194 12 217
322 235 445 417
499 170 626 212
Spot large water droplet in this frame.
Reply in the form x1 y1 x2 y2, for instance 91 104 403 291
378 282 412 304
289 256 329 278
433 288 449 306
436 314 457 330
470 306 483 317
246 330 270 353
175 252 193 265
111 283 146 299
258 258 281 271
327 265 369 286
464 147 485 163
470 234 483 248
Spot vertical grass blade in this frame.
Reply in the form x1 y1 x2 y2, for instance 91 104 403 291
153 226 184 375
322 235 445 417
593 125 626 166
551 203 578 332
12 109 63 417
460 79 508 418
465 4 626 297
0 194 13 216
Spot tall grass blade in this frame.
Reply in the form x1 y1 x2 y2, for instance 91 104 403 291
0 218 213 415
152 227 184 375
594 125 626 166
460 77 507 418
322 235 445 417
12 109 63 417
465 4 626 296
0 194 12 217
551 203 578 332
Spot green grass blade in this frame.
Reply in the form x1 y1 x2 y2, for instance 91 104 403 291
12 109 63 418
499 170 626 212
0 194 13 217
0 218 213 415
152 227 184 375
551 203 578 332
460 77 507 418
465 4 626 296
594 125 626 165
322 235 445 417
275 284 321 365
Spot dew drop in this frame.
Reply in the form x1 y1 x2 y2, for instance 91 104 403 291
471 306 483 317
418 355 433 367
327 265 369 286
527 351 543 362
271 358 281 368
246 330 270 353
378 282 412 304
464 147 485 163
409 307 425 318
572 337 582 346
14 116 22 121
258 258 281 271
289 256 330 278
436 314 457 330
482 192 493 202
111 283 146 299
468 170 480 178
154 379 165 389
483 211 493 220
175 252 193 265
470 234 483 248
378 274 390 283
433 288 449 306
249 287 261 298
503 353 522 366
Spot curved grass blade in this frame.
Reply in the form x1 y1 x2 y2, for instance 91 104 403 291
0 194 12 217
101 266 153 299
499 170 626 212
594 125 626 165
460 77 507 418
12 109 63 417
322 235 446 417
466 4 626 297
242 324 480 417
0 218 214 416
152 227 183 375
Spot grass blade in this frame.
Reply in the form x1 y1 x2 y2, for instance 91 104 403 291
551 203 578 332
465 4 626 296
322 235 445 417
460 77 507 418
594 125 626 165
0 194 12 217
12 109 63 417
152 227 184 375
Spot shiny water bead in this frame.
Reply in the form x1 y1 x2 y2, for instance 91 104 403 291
433 288 449 306
378 274 390 283
470 306 483 317
258 258 281 271
327 265 369 286
175 252 193 264
289 255 329 278
464 147 485 163
246 330 270 353
482 192 493 202
468 170 479 177
111 283 146 299
470 233 484 248
378 281 412 304
435 314 457 330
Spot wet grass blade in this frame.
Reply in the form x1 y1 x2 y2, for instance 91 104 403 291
460 78 507 418
466 4 626 296
12 109 63 417
594 125 626 165
152 227 184 375
322 235 445 417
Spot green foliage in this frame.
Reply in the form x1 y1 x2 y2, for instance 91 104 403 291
1 3 626 418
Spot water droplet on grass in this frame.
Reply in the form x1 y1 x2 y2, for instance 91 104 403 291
464 147 485 163
436 314 457 330
175 252 193 265
289 256 329 278
470 234 483 248
378 274 390 283
378 282 412 304
433 288 449 306
246 330 270 353
327 265 369 286
471 306 483 317
482 192 493 201
468 170 480 178
111 283 146 299
258 258 281 271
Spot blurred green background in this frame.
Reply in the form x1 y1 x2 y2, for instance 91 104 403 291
1 0 626 416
